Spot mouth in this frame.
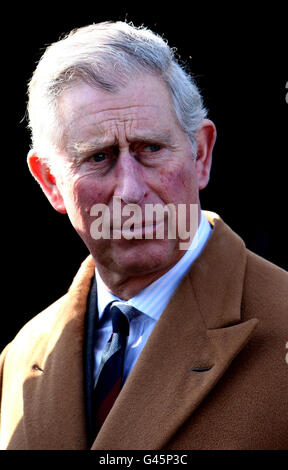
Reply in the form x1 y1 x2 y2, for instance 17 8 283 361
112 219 166 239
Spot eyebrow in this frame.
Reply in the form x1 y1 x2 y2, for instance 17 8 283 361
67 131 174 161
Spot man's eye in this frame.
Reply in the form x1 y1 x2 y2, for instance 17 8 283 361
89 152 106 162
143 144 161 153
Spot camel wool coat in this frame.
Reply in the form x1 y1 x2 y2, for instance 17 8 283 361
0 212 287 450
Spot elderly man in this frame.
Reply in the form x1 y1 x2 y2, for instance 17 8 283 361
0 21 287 450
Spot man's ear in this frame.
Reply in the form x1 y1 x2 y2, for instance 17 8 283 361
27 150 67 214
195 119 217 190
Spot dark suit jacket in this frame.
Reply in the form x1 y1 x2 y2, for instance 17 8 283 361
0 212 287 449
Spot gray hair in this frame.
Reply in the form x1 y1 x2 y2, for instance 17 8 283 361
27 21 207 165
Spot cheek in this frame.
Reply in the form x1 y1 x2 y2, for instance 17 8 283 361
157 163 197 203
61 175 108 229
72 176 106 212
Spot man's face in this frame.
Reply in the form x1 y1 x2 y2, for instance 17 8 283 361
31 75 215 279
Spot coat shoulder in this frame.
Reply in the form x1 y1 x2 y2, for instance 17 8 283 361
1 295 68 366
242 250 288 358
1 255 95 363
244 250 288 319
246 248 288 284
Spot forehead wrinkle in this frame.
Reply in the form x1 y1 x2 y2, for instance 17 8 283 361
68 103 158 130
67 99 163 134
60 99 147 145
68 111 171 145
83 103 156 114
66 107 156 141
63 96 176 160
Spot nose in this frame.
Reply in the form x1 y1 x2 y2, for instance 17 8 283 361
114 151 147 205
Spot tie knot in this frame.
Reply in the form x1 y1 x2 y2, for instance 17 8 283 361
110 304 130 336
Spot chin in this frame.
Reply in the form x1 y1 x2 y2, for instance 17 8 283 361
108 238 180 276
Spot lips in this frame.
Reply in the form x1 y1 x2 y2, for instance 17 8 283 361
112 219 166 239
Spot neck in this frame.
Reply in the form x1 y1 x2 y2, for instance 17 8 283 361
95 253 185 300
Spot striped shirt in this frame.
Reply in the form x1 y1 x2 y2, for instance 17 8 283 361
93 210 212 384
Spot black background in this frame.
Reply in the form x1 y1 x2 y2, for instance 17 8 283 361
1 4 287 350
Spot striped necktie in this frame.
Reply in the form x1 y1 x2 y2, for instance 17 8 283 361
93 303 133 433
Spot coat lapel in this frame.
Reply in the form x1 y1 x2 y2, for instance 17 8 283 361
91 213 258 449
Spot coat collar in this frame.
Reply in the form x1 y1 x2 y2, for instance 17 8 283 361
21 213 258 450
